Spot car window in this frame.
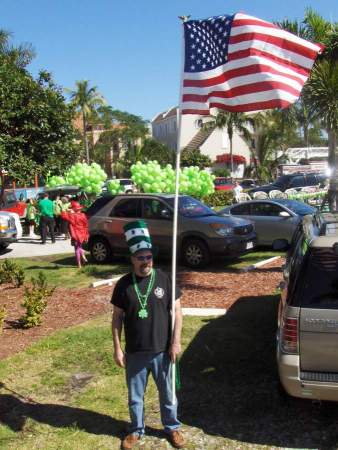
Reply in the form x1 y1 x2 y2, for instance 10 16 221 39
251 202 282 216
231 203 251 215
306 174 316 185
289 176 305 188
86 195 114 217
299 248 338 308
5 193 17 205
166 196 216 218
119 179 133 186
110 198 141 218
142 199 170 220
287 235 308 305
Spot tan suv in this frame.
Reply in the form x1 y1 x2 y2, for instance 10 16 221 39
86 193 256 268
277 212 338 401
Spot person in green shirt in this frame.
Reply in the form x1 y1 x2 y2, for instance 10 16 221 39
38 193 55 244
25 198 38 238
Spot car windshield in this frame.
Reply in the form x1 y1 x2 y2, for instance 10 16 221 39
272 175 292 187
215 178 231 185
166 196 216 218
274 199 315 215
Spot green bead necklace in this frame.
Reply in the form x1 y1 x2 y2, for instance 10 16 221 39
132 269 156 319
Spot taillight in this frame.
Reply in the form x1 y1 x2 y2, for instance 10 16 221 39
281 316 299 354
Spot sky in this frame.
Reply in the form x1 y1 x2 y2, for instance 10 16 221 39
2 0 337 122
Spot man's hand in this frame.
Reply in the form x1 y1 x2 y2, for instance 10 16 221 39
169 342 181 363
114 348 126 368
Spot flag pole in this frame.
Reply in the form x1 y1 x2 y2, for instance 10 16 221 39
170 15 188 406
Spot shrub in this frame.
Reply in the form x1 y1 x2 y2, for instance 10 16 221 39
0 305 6 334
20 272 55 329
202 191 234 208
0 259 25 287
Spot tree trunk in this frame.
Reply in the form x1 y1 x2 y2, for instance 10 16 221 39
82 112 90 164
328 128 337 211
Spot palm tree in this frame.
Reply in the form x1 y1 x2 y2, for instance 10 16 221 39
204 112 249 177
304 61 338 207
302 9 337 209
0 29 35 68
67 80 106 163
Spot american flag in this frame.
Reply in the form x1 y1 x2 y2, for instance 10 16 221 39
180 13 324 114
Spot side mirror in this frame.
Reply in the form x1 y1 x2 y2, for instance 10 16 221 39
279 211 291 218
160 209 171 220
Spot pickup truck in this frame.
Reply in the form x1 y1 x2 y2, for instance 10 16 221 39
0 211 17 251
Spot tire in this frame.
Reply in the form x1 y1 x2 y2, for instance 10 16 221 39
90 237 112 264
181 239 211 269
0 243 9 251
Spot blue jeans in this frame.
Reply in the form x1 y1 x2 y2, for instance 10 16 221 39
125 351 181 436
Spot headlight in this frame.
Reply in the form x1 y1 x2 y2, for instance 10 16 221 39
210 223 234 236
0 217 9 231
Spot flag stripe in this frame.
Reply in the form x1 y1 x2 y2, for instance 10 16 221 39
182 89 299 110
229 32 320 61
180 12 323 114
183 80 301 103
183 62 306 89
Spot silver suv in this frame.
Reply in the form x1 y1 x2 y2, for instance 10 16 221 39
86 194 256 268
277 212 338 401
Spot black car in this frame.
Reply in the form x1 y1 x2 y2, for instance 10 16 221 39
249 173 326 195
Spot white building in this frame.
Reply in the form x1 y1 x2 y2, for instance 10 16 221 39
283 147 329 164
151 106 251 177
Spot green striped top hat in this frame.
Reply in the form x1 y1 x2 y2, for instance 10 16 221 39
123 220 152 255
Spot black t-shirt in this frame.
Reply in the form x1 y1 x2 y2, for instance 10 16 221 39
111 269 181 354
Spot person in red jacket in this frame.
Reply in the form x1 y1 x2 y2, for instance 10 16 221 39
61 201 89 268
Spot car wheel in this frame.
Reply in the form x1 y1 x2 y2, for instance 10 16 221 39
90 238 112 264
125 190 133 194
182 239 210 269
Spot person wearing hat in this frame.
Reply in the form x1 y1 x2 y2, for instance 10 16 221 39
60 201 89 268
111 220 184 450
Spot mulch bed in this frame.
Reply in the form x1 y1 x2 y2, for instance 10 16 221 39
0 259 283 360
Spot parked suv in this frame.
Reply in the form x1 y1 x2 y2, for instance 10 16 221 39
86 194 256 268
102 178 137 194
249 173 326 195
0 211 17 251
277 212 338 401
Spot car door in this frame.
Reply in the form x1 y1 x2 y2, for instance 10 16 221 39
250 202 297 245
141 198 173 254
288 175 306 192
106 197 142 253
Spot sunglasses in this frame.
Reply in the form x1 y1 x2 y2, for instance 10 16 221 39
135 255 153 262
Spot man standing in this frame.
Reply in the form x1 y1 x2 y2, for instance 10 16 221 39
38 193 55 244
111 220 185 450
233 180 243 202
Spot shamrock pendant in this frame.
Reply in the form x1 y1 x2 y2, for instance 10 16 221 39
138 309 148 319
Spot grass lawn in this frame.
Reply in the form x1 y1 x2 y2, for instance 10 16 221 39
1 298 337 450
6 254 130 288
2 250 284 289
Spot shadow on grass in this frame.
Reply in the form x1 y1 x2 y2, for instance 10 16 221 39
179 295 338 449
0 394 163 440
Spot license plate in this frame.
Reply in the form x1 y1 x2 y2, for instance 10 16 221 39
246 241 254 249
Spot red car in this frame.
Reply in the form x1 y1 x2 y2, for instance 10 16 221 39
214 177 234 191
0 190 27 218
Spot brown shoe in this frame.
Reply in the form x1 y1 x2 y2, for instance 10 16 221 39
121 433 140 450
168 430 185 449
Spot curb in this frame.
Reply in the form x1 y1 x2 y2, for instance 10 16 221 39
238 256 281 273
182 307 226 316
